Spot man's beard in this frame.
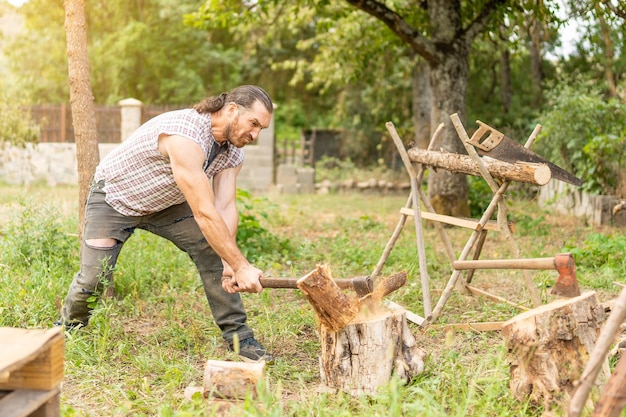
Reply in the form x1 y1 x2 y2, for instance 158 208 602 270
223 120 235 143
223 116 252 147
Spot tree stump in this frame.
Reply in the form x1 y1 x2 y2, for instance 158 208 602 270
502 291 606 411
319 309 425 395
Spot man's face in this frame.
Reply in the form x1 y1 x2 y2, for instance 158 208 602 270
224 101 272 148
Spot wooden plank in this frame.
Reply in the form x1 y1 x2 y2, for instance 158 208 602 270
399 208 502 231
465 285 530 311
0 328 64 391
443 322 505 332
0 388 60 417
384 301 425 326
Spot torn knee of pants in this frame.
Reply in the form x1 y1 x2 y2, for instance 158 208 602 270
85 240 119 250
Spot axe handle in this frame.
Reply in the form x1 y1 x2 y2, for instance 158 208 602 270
453 258 557 270
260 276 370 291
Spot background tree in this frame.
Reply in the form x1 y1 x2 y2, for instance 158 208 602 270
561 0 625 101
190 0 566 216
64 0 99 239
4 0 623 204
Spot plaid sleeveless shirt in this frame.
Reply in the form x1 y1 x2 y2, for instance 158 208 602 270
94 109 244 216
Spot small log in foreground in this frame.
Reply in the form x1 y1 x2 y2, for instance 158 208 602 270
502 291 606 413
184 360 265 416
297 264 360 331
203 360 265 400
319 309 425 395
407 147 552 185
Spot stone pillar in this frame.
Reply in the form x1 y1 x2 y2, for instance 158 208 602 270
118 98 143 142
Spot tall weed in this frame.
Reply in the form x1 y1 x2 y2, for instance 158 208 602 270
0 197 77 327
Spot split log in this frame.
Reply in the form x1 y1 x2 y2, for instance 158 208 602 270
407 147 552 185
202 360 265 400
297 264 360 331
501 291 606 412
319 309 425 395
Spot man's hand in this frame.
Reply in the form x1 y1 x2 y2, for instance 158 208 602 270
222 263 264 293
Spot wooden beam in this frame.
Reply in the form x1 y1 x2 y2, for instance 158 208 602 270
399 208 506 231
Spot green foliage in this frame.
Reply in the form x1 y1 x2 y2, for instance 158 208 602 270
0 93 40 145
236 189 293 267
314 156 358 182
273 99 308 145
536 84 626 195
1 196 76 271
3 184 623 416
565 232 626 273
0 196 77 327
467 176 494 218
5 0 247 105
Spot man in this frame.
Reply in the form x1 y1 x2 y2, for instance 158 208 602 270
57 85 274 362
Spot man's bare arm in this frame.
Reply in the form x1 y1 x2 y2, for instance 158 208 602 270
159 134 262 293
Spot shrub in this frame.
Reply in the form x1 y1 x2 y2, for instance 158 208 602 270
536 85 626 195
236 189 294 267
0 93 40 146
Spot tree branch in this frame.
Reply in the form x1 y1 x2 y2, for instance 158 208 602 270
463 0 508 46
343 0 439 64
603 0 626 19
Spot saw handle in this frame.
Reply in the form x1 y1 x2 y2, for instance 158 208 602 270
467 121 504 152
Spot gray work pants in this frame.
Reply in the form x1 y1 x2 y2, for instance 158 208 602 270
61 181 254 343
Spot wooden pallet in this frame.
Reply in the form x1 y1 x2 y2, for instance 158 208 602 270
0 327 64 417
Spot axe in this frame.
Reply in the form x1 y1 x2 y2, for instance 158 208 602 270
452 253 581 297
260 275 374 297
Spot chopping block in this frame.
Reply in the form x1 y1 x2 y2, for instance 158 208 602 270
296 264 425 395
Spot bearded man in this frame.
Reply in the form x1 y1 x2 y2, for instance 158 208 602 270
57 85 274 362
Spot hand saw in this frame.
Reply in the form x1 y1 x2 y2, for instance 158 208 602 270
467 121 583 187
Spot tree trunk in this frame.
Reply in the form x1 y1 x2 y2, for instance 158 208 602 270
499 48 512 115
343 0 507 217
64 0 100 240
411 59 431 149
502 291 606 413
319 309 425 395
596 3 618 99
527 15 544 108
428 45 470 218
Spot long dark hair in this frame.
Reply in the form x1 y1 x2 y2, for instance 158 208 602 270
193 85 273 115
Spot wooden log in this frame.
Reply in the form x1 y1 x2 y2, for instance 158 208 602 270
501 292 606 413
319 309 425 395
297 264 360 331
407 147 552 185
202 360 265 400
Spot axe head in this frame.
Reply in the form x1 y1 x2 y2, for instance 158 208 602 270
551 253 581 297
352 276 374 297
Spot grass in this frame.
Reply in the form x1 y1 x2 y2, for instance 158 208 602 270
1 182 624 416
